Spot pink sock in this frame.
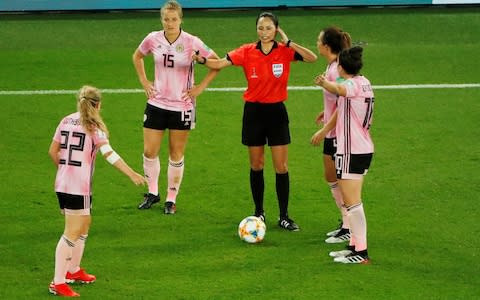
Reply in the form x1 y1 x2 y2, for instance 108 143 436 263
328 182 348 229
68 234 87 274
143 155 160 195
347 203 367 252
54 235 75 284
166 157 184 203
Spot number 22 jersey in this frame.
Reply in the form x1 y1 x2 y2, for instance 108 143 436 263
52 112 108 196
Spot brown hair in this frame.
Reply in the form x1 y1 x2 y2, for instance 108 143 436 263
321 26 352 54
339 46 364 75
161 0 183 19
77 85 108 136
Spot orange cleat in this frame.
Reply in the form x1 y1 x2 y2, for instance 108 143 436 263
49 282 80 297
66 268 96 284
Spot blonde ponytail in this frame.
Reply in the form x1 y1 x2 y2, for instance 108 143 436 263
77 85 109 136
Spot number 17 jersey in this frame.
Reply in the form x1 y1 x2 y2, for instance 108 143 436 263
336 75 375 155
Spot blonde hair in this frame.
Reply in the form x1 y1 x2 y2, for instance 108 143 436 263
77 85 108 136
161 0 183 19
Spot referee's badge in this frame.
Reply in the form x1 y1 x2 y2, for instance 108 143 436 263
272 63 283 78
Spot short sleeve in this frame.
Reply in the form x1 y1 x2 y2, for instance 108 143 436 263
92 129 109 146
192 36 213 58
52 122 62 143
138 32 156 56
227 45 248 66
344 79 358 98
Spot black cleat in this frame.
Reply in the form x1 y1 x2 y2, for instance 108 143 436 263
164 201 176 214
278 217 300 231
254 211 266 223
138 193 160 209
325 228 351 243
334 249 370 264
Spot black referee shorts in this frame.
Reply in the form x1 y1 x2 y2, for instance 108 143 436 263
242 101 290 146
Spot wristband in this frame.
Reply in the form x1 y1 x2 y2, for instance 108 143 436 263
106 151 121 165
198 56 207 64
286 40 292 47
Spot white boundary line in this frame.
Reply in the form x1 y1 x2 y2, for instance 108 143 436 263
0 84 479 95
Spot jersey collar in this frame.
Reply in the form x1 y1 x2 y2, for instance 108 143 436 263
256 40 279 50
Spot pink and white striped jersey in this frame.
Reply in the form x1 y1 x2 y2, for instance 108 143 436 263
138 30 213 112
323 61 340 139
52 112 108 196
336 75 375 155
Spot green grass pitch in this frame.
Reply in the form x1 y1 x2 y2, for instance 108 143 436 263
0 6 479 299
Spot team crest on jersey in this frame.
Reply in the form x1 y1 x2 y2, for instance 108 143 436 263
272 63 283 78
176 44 184 53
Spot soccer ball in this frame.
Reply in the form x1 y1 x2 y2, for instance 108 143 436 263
238 216 266 243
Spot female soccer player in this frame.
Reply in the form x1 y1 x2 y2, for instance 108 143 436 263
48 86 146 296
311 46 374 264
133 0 219 214
315 26 352 244
193 12 317 231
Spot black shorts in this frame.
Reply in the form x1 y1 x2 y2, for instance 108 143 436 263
56 192 92 212
335 153 373 180
323 137 337 158
242 101 290 146
143 103 195 130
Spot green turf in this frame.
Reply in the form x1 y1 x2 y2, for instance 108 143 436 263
1 6 479 299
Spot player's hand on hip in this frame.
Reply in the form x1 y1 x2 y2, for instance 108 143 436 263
141 80 155 99
186 85 203 99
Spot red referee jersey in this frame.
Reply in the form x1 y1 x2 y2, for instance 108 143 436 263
228 41 299 103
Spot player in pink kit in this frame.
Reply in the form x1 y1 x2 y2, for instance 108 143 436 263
133 0 219 214
315 26 352 244
311 46 374 264
48 86 146 297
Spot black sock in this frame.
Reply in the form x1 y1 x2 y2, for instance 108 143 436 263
250 169 264 215
276 172 289 219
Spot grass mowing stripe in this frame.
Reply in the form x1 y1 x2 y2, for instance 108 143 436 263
1 83 480 96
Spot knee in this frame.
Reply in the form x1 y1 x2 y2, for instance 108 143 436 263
143 150 158 159
274 162 288 174
250 159 264 171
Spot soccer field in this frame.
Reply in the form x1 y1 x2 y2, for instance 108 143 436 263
1 6 479 299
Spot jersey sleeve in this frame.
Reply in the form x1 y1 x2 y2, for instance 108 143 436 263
52 121 62 143
192 36 213 58
92 128 109 148
343 79 359 98
138 32 155 56
227 44 248 66
293 51 303 61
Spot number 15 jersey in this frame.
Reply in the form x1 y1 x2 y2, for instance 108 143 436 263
138 30 213 112
52 112 108 196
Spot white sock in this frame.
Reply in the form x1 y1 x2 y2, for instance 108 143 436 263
68 234 88 274
167 157 184 203
347 202 367 252
54 235 75 284
143 155 160 196
328 181 348 229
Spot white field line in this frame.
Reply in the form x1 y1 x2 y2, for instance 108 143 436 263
0 84 479 95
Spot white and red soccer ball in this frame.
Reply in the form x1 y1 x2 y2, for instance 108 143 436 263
238 216 266 243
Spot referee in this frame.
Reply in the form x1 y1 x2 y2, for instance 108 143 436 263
193 12 317 231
